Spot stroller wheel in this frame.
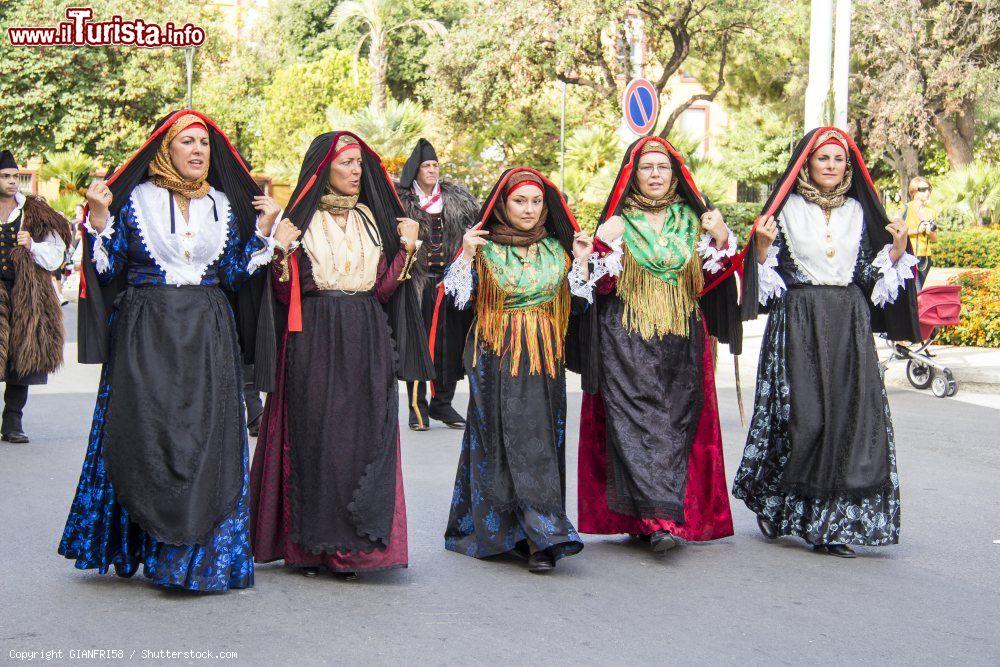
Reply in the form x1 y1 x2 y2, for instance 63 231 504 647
944 370 959 397
906 359 934 390
931 375 949 398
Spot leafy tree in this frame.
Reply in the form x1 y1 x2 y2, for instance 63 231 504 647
854 0 1000 190
719 106 797 187
428 0 790 140
255 49 371 174
0 0 228 163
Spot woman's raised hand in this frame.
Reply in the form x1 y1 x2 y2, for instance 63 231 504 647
253 195 282 236
596 216 624 244
85 180 113 232
573 231 594 261
461 229 490 262
754 215 778 264
273 218 301 250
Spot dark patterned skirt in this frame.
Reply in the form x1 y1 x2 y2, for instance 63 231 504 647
732 286 901 546
444 333 583 562
251 290 407 572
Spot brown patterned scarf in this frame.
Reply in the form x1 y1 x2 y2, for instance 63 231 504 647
489 171 548 247
148 113 211 219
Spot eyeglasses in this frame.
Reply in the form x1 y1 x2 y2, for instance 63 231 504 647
916 186 930 193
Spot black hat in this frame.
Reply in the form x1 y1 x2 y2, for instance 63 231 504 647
399 138 438 189
0 150 18 171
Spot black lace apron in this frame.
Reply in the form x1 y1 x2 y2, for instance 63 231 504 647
598 294 704 522
464 325 567 515
782 284 890 496
103 285 244 546
285 290 399 554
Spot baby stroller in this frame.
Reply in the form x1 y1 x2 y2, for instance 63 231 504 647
880 284 963 398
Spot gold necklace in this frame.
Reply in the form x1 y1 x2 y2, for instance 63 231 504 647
320 211 363 276
822 208 836 258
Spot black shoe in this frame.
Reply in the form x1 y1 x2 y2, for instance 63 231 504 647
247 413 262 438
1 430 29 444
332 571 358 581
756 515 779 540
649 530 677 553
301 567 320 577
527 552 555 574
814 543 857 558
429 405 466 429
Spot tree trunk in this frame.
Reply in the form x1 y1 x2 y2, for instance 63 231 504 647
369 32 388 112
933 98 975 167
886 144 921 202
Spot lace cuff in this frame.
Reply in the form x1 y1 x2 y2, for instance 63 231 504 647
247 221 278 275
590 236 624 286
567 257 595 303
697 226 737 274
758 244 786 306
443 255 474 309
84 214 115 274
871 243 918 307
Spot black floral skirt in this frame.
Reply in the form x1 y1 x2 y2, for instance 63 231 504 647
732 287 900 546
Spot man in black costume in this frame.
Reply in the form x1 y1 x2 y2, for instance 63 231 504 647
396 139 478 431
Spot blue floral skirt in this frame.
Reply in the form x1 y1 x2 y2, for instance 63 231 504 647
58 355 253 592
444 342 583 561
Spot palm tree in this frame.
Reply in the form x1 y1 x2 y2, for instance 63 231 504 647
330 0 446 112
39 151 96 197
327 98 426 172
937 161 1000 227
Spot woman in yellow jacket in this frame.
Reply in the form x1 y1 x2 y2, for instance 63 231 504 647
902 177 938 288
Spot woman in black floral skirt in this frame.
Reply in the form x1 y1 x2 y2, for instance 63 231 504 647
732 127 920 558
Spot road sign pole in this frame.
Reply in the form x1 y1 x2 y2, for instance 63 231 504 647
804 0 833 131
833 0 851 130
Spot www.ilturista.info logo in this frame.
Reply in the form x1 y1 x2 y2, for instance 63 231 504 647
7 7 205 48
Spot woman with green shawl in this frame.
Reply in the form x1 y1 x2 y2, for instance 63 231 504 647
436 168 594 574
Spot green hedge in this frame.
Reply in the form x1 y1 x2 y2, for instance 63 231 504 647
935 269 1000 348
716 203 759 241
574 201 603 235
932 228 1000 269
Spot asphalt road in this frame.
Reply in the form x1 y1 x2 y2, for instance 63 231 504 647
1 305 997 665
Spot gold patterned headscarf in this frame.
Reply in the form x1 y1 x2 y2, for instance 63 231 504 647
149 114 211 217
319 135 362 214
797 130 853 212
626 140 679 212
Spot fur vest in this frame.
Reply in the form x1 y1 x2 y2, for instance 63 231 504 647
0 195 72 379
396 180 479 292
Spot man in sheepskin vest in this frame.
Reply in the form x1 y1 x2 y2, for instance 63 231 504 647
0 150 72 443
396 139 478 431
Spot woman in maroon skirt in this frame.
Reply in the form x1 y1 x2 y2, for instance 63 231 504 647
250 131 431 578
575 136 738 552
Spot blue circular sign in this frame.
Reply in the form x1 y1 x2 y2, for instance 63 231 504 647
622 79 658 135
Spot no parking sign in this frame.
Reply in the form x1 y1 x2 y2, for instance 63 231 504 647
622 78 658 135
